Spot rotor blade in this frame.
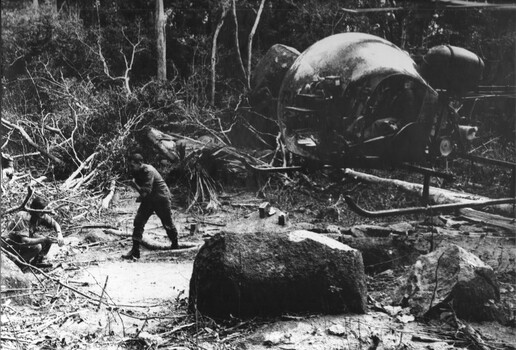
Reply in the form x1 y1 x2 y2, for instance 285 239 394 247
433 0 516 10
341 7 404 14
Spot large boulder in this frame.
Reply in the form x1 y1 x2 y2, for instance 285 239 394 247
0 254 33 303
189 230 367 319
393 244 506 322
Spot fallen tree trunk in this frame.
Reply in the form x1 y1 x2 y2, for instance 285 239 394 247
145 126 261 166
146 127 182 161
61 152 97 190
344 169 515 217
101 179 116 209
145 126 220 160
459 208 516 233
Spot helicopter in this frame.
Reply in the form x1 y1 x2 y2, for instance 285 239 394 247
248 31 516 217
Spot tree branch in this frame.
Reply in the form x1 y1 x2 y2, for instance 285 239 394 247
211 1 230 105
247 0 267 89
232 0 247 82
1 118 66 168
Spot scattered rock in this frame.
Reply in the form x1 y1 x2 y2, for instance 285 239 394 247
262 331 289 346
376 269 394 278
83 229 117 243
189 230 367 319
393 244 506 323
344 225 392 238
423 216 446 227
396 314 415 323
0 254 33 303
388 222 415 234
327 324 347 336
383 305 402 316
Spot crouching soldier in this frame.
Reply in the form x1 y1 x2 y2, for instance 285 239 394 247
1 197 64 269
122 153 179 260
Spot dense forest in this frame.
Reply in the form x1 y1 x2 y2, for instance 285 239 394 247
2 0 515 187
1 3 515 349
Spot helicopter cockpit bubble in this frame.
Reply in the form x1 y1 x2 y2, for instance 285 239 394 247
277 32 439 166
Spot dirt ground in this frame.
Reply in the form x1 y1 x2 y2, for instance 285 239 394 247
1 183 515 350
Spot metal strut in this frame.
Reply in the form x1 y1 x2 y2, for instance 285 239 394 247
344 195 516 218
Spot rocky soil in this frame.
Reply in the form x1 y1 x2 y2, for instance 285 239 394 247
1 181 515 350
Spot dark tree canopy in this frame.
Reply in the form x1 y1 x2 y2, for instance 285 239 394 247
1 0 514 179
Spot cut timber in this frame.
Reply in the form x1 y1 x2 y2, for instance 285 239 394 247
146 127 223 161
101 179 117 209
61 152 97 190
146 127 181 161
459 208 516 233
145 126 261 170
344 169 515 217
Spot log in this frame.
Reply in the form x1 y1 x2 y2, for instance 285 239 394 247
145 126 259 169
61 152 97 190
459 208 516 233
344 169 515 217
101 179 116 209
146 127 205 161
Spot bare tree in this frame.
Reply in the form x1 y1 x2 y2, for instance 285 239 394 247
247 0 266 89
88 2 143 97
232 0 247 83
211 0 230 105
156 0 167 81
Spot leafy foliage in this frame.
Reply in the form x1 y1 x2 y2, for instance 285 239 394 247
1 0 514 194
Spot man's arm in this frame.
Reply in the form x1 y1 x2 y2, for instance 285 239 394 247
18 235 57 246
39 215 64 246
133 167 153 199
53 220 64 246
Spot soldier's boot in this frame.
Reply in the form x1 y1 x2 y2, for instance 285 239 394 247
166 226 179 249
31 255 53 269
121 240 140 259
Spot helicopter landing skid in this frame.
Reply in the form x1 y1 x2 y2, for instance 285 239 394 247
344 195 516 218
244 160 333 172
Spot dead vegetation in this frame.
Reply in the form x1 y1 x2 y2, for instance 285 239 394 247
1 153 515 349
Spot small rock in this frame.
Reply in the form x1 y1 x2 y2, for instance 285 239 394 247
396 314 415 323
377 269 394 278
383 305 402 316
327 324 347 336
263 331 287 345
325 224 341 234
0 254 33 304
389 222 414 234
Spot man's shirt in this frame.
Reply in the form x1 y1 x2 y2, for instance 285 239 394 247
4 212 58 244
132 164 171 200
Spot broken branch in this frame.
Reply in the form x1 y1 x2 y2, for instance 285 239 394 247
1 119 66 167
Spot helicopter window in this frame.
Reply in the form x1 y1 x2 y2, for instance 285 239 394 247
359 75 429 140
